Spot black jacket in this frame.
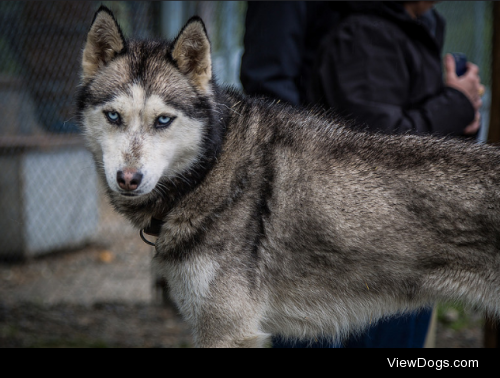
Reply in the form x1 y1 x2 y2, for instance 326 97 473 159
241 1 339 106
307 2 475 136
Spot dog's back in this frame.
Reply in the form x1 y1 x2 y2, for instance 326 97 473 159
189 95 500 342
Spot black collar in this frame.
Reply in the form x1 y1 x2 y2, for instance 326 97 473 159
143 217 164 236
140 217 164 246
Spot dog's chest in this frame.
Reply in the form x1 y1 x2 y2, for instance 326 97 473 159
156 253 219 320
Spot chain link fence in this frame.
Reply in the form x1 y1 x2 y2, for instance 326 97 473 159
0 1 494 347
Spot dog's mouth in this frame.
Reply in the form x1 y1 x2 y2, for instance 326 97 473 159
111 189 150 200
117 191 143 198
120 192 138 197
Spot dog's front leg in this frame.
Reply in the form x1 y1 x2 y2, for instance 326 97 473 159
194 319 271 349
190 278 271 348
159 255 270 348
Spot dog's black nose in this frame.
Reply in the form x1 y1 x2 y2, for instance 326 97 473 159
117 169 143 191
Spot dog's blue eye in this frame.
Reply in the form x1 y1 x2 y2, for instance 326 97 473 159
156 115 174 128
105 111 121 124
159 116 170 123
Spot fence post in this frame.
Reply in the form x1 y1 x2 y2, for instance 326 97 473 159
487 2 500 144
484 0 500 349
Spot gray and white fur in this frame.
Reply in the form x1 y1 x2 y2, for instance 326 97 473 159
78 7 500 347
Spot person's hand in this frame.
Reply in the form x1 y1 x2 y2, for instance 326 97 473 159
444 54 484 135
444 54 484 112
463 111 481 136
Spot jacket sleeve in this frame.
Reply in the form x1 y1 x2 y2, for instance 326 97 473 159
310 19 475 136
240 2 307 106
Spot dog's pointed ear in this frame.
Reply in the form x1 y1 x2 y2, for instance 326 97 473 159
82 6 126 81
171 17 212 93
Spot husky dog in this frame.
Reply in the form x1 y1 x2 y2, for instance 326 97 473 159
78 6 500 347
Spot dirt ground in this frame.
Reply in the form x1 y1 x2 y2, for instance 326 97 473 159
0 193 193 348
0 194 487 348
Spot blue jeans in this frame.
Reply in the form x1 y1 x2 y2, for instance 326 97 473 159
272 309 432 348
343 309 433 348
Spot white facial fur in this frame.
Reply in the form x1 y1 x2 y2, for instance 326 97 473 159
83 84 204 198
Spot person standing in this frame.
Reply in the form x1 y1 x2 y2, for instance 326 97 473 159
308 1 483 138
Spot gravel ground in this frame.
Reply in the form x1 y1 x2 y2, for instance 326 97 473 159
0 194 487 348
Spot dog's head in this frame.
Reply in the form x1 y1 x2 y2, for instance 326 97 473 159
78 6 217 201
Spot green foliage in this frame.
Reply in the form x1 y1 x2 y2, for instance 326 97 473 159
437 302 483 331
